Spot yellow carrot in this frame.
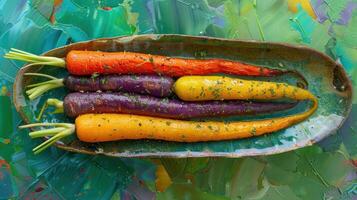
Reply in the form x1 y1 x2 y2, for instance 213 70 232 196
75 101 316 142
173 76 313 101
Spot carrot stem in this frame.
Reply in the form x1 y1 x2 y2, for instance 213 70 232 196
25 73 58 80
29 127 66 138
37 101 48 121
25 73 63 90
32 129 72 154
23 73 64 100
4 48 65 68
26 79 63 88
19 123 75 154
24 75 64 100
19 123 72 128
36 98 64 121
26 83 63 100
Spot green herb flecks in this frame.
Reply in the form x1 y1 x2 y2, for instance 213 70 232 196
91 73 100 79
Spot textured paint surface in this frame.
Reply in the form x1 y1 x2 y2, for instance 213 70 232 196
0 0 357 199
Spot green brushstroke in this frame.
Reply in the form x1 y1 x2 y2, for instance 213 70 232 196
54 4 136 40
0 86 14 162
290 5 315 43
229 158 265 199
324 0 349 22
332 11 357 76
152 0 213 35
157 183 230 200
224 0 301 42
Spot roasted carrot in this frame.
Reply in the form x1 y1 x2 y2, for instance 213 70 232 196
5 49 284 77
24 73 174 100
74 104 316 142
65 51 283 76
174 76 313 101
35 93 296 119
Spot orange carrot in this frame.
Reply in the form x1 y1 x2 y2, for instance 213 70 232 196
5 49 283 77
65 51 283 76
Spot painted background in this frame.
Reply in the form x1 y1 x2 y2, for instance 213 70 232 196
0 0 356 199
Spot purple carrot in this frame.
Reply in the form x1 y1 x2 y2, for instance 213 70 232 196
64 75 174 97
24 73 174 100
63 92 297 118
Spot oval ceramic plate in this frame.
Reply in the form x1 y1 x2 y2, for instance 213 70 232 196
14 34 352 157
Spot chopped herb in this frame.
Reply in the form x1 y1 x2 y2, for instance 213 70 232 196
199 86 205 97
216 80 223 85
100 77 108 85
161 98 169 104
91 73 100 79
130 75 138 80
194 51 207 58
149 57 154 63
251 127 257 136
259 67 264 74
223 121 230 125
292 87 299 97
212 88 221 99
268 88 276 96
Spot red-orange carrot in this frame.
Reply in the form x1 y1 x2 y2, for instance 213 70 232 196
65 51 283 76
5 49 283 77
